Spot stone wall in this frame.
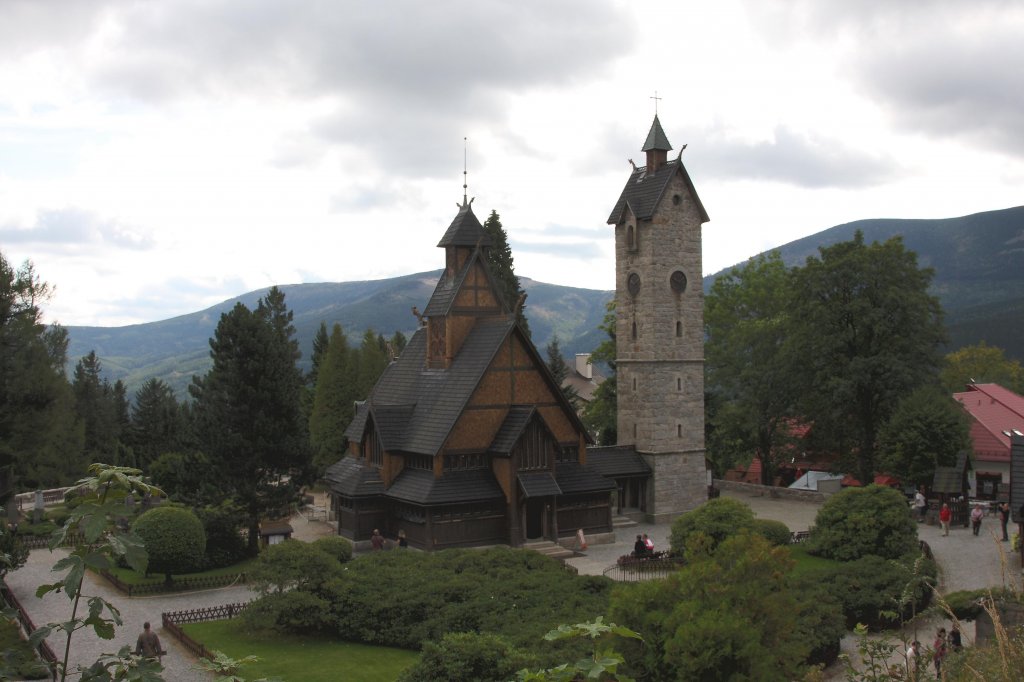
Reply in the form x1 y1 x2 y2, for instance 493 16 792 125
713 478 829 503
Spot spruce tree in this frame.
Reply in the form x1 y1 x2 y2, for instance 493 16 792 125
129 378 181 468
190 286 311 552
0 252 81 488
482 210 530 336
546 335 580 410
309 324 359 473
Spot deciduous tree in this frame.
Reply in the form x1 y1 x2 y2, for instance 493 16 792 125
941 341 1024 394
705 252 799 485
878 384 970 487
790 232 945 487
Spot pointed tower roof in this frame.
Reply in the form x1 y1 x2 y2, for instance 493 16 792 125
641 115 672 152
437 202 493 248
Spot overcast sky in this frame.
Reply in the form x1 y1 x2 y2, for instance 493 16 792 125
2 0 1022 327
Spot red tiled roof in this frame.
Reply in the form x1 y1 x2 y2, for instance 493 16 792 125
953 383 1024 463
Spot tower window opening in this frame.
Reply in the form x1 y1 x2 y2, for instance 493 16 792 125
677 424 682 438
677 377 681 391
633 423 637 439
627 224 637 251
632 377 637 391
631 321 637 340
672 194 682 206
675 320 682 337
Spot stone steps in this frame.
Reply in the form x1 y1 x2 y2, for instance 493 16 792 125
613 514 639 530
521 539 575 561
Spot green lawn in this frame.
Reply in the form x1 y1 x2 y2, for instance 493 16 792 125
787 544 842 580
104 557 259 585
182 619 420 682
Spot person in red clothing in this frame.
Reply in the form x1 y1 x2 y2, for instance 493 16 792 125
939 503 952 536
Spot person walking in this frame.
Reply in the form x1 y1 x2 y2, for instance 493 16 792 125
135 622 163 662
939 503 951 536
914 488 927 522
998 501 1010 541
971 504 984 536
933 628 947 678
370 528 385 550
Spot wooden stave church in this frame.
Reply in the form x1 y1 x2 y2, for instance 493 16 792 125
325 202 617 550
325 115 708 549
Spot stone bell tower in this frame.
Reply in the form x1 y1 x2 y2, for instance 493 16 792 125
606 115 709 522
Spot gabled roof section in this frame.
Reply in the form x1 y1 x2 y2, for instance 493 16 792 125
324 456 384 498
606 159 710 225
386 467 504 504
932 451 972 494
345 318 516 455
587 445 652 477
489 406 537 454
437 202 493 248
422 245 509 317
344 401 371 443
641 115 672 152
954 383 1024 461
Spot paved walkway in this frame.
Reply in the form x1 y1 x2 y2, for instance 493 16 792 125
4 509 337 681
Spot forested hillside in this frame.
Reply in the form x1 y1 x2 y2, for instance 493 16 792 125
65 206 1024 399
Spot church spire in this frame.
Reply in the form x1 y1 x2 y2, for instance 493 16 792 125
641 115 672 172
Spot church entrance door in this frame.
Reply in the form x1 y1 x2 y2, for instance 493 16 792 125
525 499 545 539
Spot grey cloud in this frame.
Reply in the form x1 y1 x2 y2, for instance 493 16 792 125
858 32 1024 156
0 208 155 251
83 0 632 178
698 126 901 189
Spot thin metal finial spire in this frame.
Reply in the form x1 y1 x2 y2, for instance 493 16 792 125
462 137 468 207
650 90 662 115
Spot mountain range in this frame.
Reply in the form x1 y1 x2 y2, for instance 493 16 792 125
66 206 1024 399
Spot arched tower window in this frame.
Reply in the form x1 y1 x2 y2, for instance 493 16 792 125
627 224 637 251
631 320 637 340
675 320 682 337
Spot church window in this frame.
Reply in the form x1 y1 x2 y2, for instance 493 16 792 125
672 194 682 206
406 454 433 470
627 272 641 297
670 270 687 294
677 424 682 438
632 377 637 391
627 224 637 251
675 320 682 337
677 377 682 391
631 320 637 340
444 453 485 470
517 420 553 470
633 423 637 439
557 446 579 463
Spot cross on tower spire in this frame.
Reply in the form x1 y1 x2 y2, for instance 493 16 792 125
650 90 662 115
462 137 468 207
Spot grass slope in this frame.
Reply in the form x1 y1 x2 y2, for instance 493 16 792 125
183 619 419 682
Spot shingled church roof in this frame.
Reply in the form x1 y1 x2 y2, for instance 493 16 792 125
437 202 493 248
607 159 710 225
641 114 672 152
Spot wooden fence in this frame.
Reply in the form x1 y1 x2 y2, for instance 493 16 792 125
162 602 252 662
16 532 86 551
1 580 58 680
603 556 684 582
99 571 247 597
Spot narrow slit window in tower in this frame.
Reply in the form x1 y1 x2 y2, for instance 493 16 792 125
676 320 682 337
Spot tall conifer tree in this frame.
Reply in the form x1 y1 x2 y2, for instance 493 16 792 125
190 286 311 552
482 210 530 336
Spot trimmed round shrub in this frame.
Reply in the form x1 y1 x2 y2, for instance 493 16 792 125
753 518 791 546
248 539 344 595
669 497 755 557
312 535 353 564
132 506 206 583
807 485 918 561
242 590 332 633
825 553 936 629
396 632 536 682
